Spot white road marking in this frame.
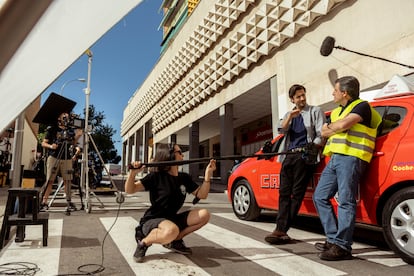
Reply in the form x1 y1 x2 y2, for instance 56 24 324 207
214 213 407 267
354 250 407 267
0 219 63 276
196 222 346 276
100 217 210 275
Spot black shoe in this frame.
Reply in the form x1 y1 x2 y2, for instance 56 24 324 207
264 230 291 244
40 203 49 212
67 202 77 211
315 241 334 251
163 239 192 255
318 244 353 261
135 225 145 243
133 240 149 263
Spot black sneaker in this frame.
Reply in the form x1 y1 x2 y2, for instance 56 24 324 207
40 203 49 212
314 241 334 251
134 240 149 263
318 244 353 261
163 239 192 255
67 202 77 211
135 225 145 243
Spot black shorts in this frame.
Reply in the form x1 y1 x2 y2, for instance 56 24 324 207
141 210 190 236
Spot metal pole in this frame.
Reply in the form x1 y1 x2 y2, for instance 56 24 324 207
80 50 92 211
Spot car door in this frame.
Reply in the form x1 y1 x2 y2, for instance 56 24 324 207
254 136 284 210
357 103 409 223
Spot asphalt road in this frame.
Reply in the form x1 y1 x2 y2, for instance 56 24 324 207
0 186 413 275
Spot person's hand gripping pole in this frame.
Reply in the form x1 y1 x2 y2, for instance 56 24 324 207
124 161 146 194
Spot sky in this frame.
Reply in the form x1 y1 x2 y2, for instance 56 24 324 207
41 0 163 157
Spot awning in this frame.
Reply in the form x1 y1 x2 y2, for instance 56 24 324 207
0 0 143 131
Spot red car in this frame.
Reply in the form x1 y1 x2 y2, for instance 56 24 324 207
227 75 414 264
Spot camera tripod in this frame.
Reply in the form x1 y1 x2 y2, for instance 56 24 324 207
79 131 119 213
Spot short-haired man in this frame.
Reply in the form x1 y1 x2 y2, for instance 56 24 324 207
313 76 382 261
265 84 325 244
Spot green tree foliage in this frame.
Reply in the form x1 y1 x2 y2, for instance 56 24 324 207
87 105 121 164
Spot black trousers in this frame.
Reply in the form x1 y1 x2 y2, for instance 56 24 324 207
276 152 315 232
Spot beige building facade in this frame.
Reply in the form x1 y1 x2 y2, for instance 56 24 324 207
121 0 414 184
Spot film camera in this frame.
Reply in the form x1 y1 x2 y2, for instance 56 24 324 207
57 113 85 141
61 113 85 129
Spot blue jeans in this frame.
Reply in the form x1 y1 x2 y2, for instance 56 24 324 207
313 154 367 251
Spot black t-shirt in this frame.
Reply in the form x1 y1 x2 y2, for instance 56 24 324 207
139 171 199 224
45 125 74 160
339 100 372 127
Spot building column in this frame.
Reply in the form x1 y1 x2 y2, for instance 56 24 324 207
270 75 279 138
135 128 143 162
142 124 147 163
127 136 134 166
134 131 138 162
122 141 127 174
144 120 152 163
168 134 177 145
220 103 234 185
188 121 199 179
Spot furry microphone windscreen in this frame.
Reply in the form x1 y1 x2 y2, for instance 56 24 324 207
320 36 336 57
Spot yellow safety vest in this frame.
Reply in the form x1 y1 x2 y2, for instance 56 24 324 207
323 99 382 162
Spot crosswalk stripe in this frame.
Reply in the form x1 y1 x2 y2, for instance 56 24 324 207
214 213 407 267
0 219 63 276
100 217 210 275
101 215 344 275
197 222 346 276
353 250 407 267
214 212 326 240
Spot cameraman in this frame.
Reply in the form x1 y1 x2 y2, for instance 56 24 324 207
40 112 82 211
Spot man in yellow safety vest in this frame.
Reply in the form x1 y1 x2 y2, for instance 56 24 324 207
313 76 382 261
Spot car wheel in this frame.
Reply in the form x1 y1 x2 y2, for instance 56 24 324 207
231 179 261 221
382 186 414 265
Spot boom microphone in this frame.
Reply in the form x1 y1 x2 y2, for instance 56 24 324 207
320 36 336 56
320 36 414 69
127 151 299 170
